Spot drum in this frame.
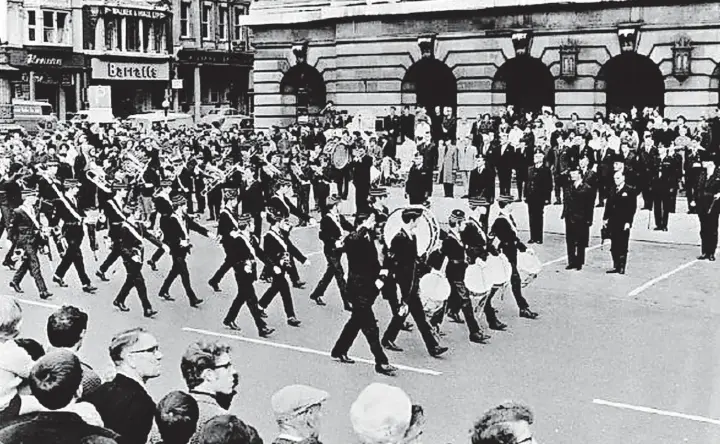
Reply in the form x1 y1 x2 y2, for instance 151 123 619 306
485 254 512 287
517 249 542 287
464 262 493 296
370 166 381 184
419 271 450 316
383 207 440 257
331 143 350 169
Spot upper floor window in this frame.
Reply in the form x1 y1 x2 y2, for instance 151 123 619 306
218 6 228 41
180 2 191 37
233 6 246 42
201 3 213 40
27 10 71 45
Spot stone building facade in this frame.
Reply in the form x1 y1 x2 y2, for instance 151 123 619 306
244 0 720 130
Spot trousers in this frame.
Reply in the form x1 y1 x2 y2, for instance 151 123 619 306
383 294 439 352
699 212 719 256
310 252 348 304
13 244 47 293
332 304 389 366
224 269 267 332
259 273 296 318
115 255 152 311
55 225 90 286
159 250 199 303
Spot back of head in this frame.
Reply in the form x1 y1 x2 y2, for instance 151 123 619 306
81 437 119 444
30 350 82 410
156 391 199 444
471 402 534 444
0 297 22 341
198 415 263 444
47 305 88 349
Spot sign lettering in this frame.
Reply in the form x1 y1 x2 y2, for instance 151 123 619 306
103 6 167 19
26 54 62 66
91 59 170 81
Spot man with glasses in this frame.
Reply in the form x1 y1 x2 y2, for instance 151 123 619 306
86 327 162 444
180 341 239 444
471 402 536 444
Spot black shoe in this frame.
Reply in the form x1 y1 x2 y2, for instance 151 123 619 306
144 309 158 318
698 254 709 260
259 327 275 338
469 332 490 344
596 202 604 207
311 295 326 306
9 282 23 294
527 239 536 244
375 363 397 376
429 346 449 358
576 265 583 271
448 312 464 324
332 354 355 364
710 255 716 262
565 264 576 270
293 281 306 289
39 291 52 300
159 293 175 301
83 284 97 293
53 276 68 287
287 317 301 327
382 340 403 352
489 320 507 331
224 320 241 331
536 240 543 244
3 261 15 270
520 308 539 319
618 267 626 275
95 271 109 282
653 227 663 231
606 268 619 274
190 299 204 308
146 260 157 271
209 281 221 292
113 300 130 312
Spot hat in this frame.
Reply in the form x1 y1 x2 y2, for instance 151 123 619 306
63 179 79 188
112 182 130 191
350 383 412 444
369 187 388 198
468 197 490 209
223 188 239 200
401 207 423 220
449 209 466 224
171 194 187 206
496 195 514 204
271 385 329 418
238 213 253 224
327 194 342 208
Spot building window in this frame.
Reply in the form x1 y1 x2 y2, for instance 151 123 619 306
27 11 37 42
27 10 70 44
218 6 228 41
233 6 246 42
205 85 228 104
180 2 191 37
201 3 212 40
125 17 141 52
105 16 123 51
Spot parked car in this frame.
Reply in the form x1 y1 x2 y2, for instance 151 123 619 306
219 115 254 135
199 108 241 126
127 111 194 131
11 100 57 135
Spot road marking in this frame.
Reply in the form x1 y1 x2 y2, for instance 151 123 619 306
593 399 720 426
183 327 443 376
11 297 61 310
542 244 603 266
628 259 698 297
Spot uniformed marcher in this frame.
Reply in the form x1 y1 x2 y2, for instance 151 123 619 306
112 200 159 318
382 208 448 357
524 150 552 244
309 194 353 309
51 179 97 293
696 153 720 261
330 212 397 376
8 187 52 300
223 212 276 338
685 137 705 214
602 170 638 274
562 167 594 270
95 183 129 282
158 194 211 306
208 189 243 292
491 196 539 319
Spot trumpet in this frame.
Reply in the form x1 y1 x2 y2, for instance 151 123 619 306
202 164 238 196
86 167 111 193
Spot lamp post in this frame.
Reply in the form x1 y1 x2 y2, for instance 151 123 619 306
162 99 170 123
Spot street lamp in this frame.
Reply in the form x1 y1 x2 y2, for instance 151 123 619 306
162 99 170 123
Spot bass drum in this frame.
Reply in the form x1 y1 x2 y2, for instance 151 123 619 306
383 207 440 257
464 261 493 296
517 249 542 287
419 271 451 316
485 254 512 287
331 143 350 169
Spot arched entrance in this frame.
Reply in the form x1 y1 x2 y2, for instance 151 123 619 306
493 56 555 115
596 53 664 115
401 58 457 113
280 63 326 116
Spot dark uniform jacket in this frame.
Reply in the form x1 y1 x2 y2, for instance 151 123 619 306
267 195 310 223
562 182 594 225
490 214 525 261
387 229 419 301
86 373 156 444
0 411 120 444
440 231 467 282
103 197 127 237
53 194 85 225
240 181 265 215
468 167 496 203
217 209 240 247
10 207 43 249
603 184 638 233
405 165 427 201
524 165 552 205
652 155 681 192
262 229 307 272
344 227 383 307
697 168 720 215
319 213 352 254
461 218 495 262
236 233 268 281
159 212 209 253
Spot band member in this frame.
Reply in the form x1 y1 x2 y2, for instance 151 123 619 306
258 210 304 327
95 183 129 282
652 146 680 231
382 208 448 358
439 210 490 344
330 212 397 376
405 153 429 205
51 179 97 293
351 146 373 214
309 195 353 309
1 163 24 269
223 213 275 338
208 189 243 292
468 155 495 232
158 194 211 306
290 157 312 226
491 196 539 319
240 167 265 240
562 168 594 270
696 154 720 261
602 170 638 274
36 162 64 256
145 192 173 272
309 154 332 214
525 151 552 244
112 201 159 318
8 188 52 300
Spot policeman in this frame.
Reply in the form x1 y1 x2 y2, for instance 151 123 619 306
524 150 552 244
562 168 594 270
602 170 638 274
696 153 720 261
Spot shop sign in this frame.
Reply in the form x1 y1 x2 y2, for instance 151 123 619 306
177 50 252 67
103 6 167 19
91 59 170 81
9 50 85 69
27 54 62 66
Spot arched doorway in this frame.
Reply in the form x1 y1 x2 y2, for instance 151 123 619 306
280 63 326 116
596 53 664 115
402 58 457 113
493 56 555 115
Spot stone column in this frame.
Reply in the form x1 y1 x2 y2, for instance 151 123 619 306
194 65 201 122
29 72 36 100
58 85 66 120
75 72 82 110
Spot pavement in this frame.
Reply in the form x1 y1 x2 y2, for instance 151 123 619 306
2 185 720 444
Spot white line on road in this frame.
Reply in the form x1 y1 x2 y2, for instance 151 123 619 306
628 260 699 297
183 327 443 376
11 297 61 310
541 244 603 266
592 399 720 426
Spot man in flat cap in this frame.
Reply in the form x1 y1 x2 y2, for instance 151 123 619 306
350 383 424 444
271 384 329 444
696 153 720 261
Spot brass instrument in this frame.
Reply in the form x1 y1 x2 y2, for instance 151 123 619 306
86 166 111 193
202 163 239 196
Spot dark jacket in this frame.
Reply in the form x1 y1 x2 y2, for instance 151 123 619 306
461 218 495 262
240 181 265 215
603 184 638 233
159 213 209 253
267 195 309 223
344 227 382 307
387 229 419 301
697 168 720 215
405 166 427 201
0 411 120 444
319 213 352 254
562 182 594 225
524 165 552 205
351 155 372 188
10 208 43 248
468 167 496 203
263 229 306 271
440 231 466 282
490 214 525 262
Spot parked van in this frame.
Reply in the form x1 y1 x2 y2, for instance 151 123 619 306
12 100 57 135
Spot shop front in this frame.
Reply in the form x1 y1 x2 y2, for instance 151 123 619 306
175 49 253 121
89 57 170 118
8 49 85 121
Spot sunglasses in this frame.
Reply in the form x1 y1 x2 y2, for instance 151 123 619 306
130 345 160 355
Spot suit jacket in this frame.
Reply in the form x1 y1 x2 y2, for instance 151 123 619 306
217 209 240 246
159 212 209 252
388 229 419 301
562 182 594 225
352 155 372 188
405 166 428 200
188 392 227 444
267 195 309 223
524 165 552 205
345 227 382 306
0 411 120 444
441 231 466 282
697 168 720 215
468 167 496 203
9 207 42 248
86 373 156 444
603 184 638 233
319 213 352 254
494 142 515 171
240 181 265 215
461 218 494 262
400 114 415 140
652 155 681 191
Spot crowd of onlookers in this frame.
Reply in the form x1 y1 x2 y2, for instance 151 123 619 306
0 296 538 444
